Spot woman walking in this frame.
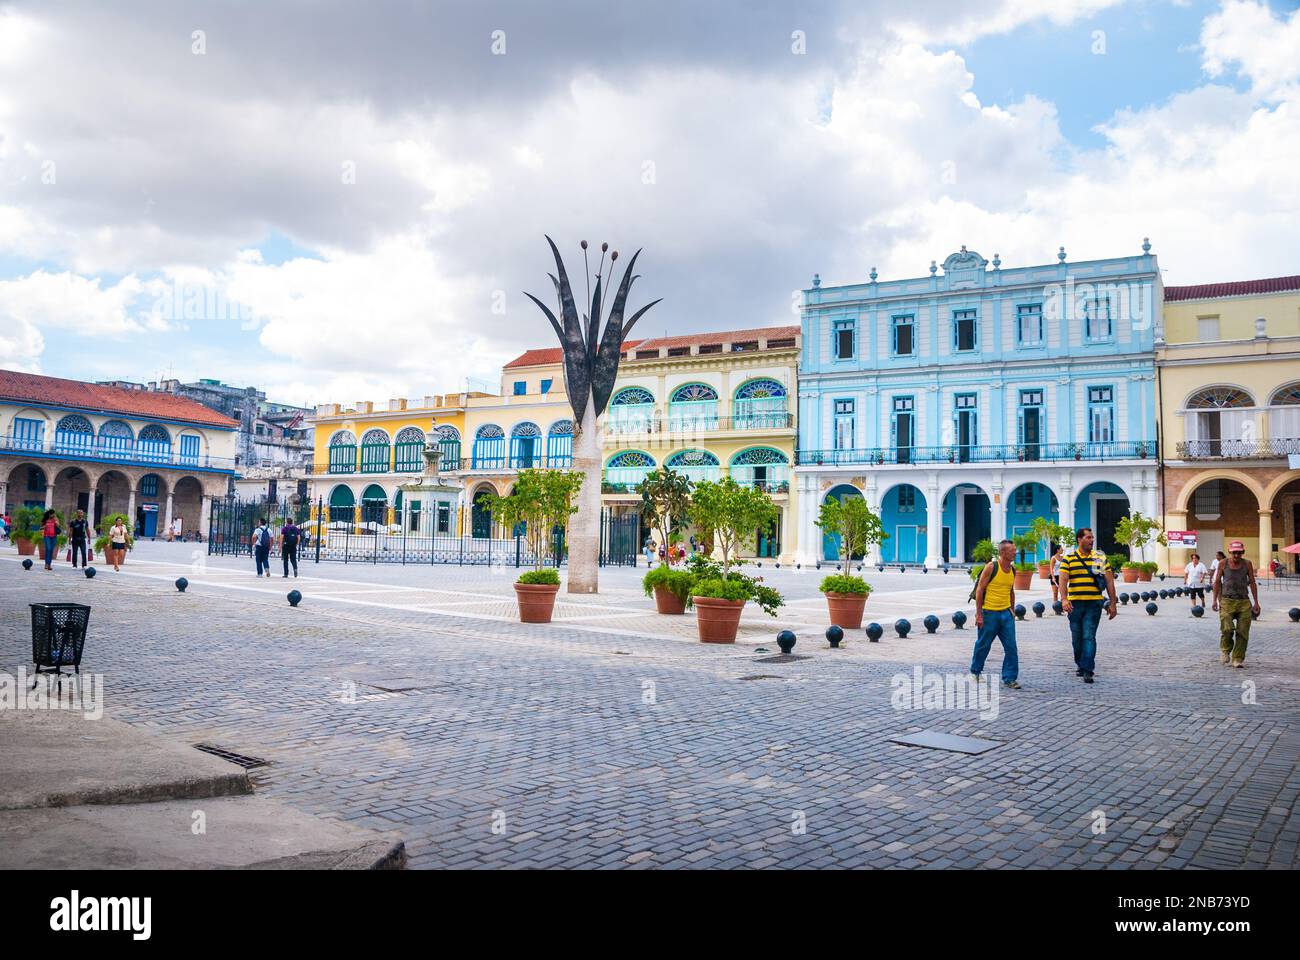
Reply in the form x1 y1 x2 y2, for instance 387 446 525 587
108 516 131 572
1049 544 1065 604
40 510 60 571
1184 552 1208 609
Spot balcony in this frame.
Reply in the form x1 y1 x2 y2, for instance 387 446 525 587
1176 438 1300 460
796 440 1156 467
0 433 236 473
604 412 794 438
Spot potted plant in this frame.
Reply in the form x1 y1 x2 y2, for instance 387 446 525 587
815 494 886 628
1114 511 1167 583
26 509 68 562
968 538 995 581
93 513 134 566
487 469 583 624
1119 560 1140 582
10 505 44 556
687 478 784 643
1140 561 1160 582
642 565 695 615
1011 530 1039 589
1029 516 1053 577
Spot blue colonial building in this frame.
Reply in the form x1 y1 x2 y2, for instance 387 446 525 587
795 244 1162 565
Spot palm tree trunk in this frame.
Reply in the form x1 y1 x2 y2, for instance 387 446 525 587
568 401 601 593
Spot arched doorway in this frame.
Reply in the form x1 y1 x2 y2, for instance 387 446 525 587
7 463 48 511
94 470 131 527
1270 476 1300 574
360 484 388 525
1005 482 1059 562
471 486 495 539
173 477 204 538
880 483 927 564
822 484 863 561
1073 481 1129 555
51 466 93 523
328 485 356 524
1182 477 1262 566
941 483 991 562
135 473 168 537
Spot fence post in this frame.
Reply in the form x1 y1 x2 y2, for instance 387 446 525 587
344 507 350 565
315 497 322 563
515 535 521 568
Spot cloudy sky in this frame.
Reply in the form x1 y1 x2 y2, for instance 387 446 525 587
1 0 1297 406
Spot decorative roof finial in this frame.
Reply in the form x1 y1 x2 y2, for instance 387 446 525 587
869 266 878 282
929 260 937 276
1058 246 1067 263
992 253 1001 270
812 273 821 288
960 244 967 253
1142 237 1151 254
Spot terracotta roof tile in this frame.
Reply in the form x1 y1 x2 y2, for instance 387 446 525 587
0 369 239 428
1166 275 1300 302
504 340 644 369
630 325 800 353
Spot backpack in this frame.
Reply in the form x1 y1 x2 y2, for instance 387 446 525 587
282 526 299 548
967 561 995 603
256 526 271 548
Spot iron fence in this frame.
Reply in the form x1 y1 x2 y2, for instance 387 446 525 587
207 496 640 567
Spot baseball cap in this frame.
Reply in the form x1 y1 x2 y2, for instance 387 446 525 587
1228 540 1245 552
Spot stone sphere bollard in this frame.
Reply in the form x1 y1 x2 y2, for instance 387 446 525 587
175 577 188 592
1287 607 1299 622
1032 601 1045 618
923 614 940 633
865 622 883 642
84 567 96 579
951 610 967 629
824 626 843 649
1052 600 1064 615
894 619 911 638
1146 602 1158 616
287 590 302 607
22 559 33 570
1014 604 1026 621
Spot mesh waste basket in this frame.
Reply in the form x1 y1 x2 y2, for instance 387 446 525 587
30 603 91 685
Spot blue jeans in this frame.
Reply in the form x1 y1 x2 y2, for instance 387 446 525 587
254 547 271 576
1069 600 1104 674
43 535 58 568
971 608 1018 682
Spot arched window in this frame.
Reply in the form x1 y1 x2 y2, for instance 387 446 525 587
360 483 388 525
137 424 172 463
510 422 542 469
394 427 426 472
1185 387 1255 458
605 450 656 491
665 449 720 483
730 447 790 493
54 415 94 455
98 420 134 460
546 419 574 468
608 387 655 435
328 484 356 523
328 429 357 474
435 425 462 467
1268 382 1300 448
472 424 506 470
734 378 789 429
360 428 391 474
668 383 719 432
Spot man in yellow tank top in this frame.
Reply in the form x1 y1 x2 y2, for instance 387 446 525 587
971 539 1020 688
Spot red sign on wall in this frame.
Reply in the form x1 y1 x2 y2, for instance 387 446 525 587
1166 530 1198 548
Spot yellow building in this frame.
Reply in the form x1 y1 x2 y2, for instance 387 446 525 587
1157 275 1300 575
477 325 802 560
310 394 478 530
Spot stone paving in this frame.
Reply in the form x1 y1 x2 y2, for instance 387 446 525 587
2 542 1297 869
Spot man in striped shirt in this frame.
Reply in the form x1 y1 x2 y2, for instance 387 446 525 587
1057 527 1118 684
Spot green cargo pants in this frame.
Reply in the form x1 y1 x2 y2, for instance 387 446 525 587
1219 597 1253 662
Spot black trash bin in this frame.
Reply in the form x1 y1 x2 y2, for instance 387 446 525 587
30 603 90 688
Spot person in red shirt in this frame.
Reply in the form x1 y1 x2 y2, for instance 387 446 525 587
41 510 61 571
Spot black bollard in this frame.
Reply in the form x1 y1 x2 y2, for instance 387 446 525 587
777 630 796 654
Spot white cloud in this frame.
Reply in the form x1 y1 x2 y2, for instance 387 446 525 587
0 271 157 339
886 0 1125 46
1202 0 1300 100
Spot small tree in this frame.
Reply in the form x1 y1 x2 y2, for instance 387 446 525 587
637 468 692 567
487 469 584 572
1029 515 1053 563
1114 511 1167 562
816 496 887 569
689 477 777 579
1012 530 1040 567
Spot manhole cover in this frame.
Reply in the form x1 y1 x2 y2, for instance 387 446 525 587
360 678 441 692
754 654 812 664
736 674 784 681
194 743 269 769
888 731 1002 755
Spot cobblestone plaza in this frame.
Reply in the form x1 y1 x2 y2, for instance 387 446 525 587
3 543 1296 870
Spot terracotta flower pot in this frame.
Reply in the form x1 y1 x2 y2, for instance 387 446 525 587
1036 563 1051 579
1013 570 1034 591
514 582 560 623
1137 570 1153 582
653 585 687 615
693 596 745 644
824 592 868 630
16 538 36 556
1121 567 1139 583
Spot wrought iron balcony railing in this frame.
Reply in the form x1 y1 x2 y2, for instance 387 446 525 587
0 433 237 472
796 440 1156 467
1176 438 1300 460
605 412 795 437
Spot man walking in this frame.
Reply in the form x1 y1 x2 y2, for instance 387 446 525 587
252 517 273 578
68 509 90 568
1058 527 1118 684
1212 540 1260 668
970 538 1021 689
279 517 301 578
